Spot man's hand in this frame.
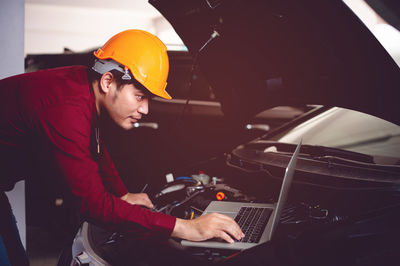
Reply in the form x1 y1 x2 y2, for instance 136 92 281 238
171 213 244 243
120 193 154 209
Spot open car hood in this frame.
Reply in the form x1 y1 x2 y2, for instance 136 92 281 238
150 0 400 125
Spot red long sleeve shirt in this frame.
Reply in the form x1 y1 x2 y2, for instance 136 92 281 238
0 66 176 236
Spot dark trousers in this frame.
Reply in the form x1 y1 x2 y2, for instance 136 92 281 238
0 191 29 266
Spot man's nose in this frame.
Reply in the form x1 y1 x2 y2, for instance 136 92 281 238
138 99 149 115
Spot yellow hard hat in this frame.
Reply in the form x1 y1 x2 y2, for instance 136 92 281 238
94 29 171 99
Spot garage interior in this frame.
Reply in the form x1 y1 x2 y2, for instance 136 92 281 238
1 0 399 265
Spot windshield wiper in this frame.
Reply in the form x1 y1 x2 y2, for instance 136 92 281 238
253 141 373 163
250 141 400 173
291 144 400 173
300 144 374 163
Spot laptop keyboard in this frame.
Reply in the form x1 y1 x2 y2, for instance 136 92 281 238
234 206 272 243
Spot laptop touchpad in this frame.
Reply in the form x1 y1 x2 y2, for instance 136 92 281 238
213 212 236 219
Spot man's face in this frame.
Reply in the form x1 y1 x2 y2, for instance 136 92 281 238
103 82 149 130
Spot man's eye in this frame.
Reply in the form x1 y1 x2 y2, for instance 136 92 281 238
137 95 145 101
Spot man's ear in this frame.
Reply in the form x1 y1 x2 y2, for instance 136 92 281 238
99 72 114 94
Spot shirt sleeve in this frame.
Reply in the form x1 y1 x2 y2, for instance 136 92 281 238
97 142 128 198
37 103 176 236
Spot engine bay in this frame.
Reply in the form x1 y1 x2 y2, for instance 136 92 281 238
70 154 400 265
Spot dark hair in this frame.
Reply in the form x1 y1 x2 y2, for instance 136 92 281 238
87 64 151 97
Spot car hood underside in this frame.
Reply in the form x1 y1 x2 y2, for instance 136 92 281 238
150 0 400 125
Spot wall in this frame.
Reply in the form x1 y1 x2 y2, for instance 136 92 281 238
25 2 184 55
0 0 26 248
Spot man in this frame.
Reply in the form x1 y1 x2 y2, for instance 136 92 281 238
0 29 243 265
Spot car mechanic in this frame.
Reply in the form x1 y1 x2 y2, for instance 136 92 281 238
0 29 244 265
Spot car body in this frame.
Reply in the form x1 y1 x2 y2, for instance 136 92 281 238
146 0 400 264
55 0 400 264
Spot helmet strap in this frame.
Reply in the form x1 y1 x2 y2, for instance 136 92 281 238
92 59 132 80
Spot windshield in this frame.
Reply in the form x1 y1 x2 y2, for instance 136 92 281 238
269 107 400 165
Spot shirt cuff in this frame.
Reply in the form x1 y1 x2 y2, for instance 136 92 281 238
150 212 177 237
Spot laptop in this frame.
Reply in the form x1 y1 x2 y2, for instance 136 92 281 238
181 139 302 250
